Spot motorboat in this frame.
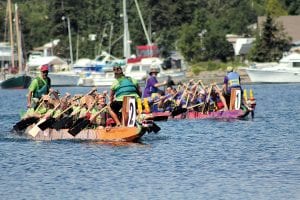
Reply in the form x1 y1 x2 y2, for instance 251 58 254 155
27 55 80 87
125 46 186 83
76 51 125 87
246 53 300 83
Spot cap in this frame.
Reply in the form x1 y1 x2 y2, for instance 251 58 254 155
227 66 233 72
40 65 49 72
149 67 160 75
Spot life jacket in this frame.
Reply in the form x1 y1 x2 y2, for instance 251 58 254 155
33 76 51 99
227 72 240 92
115 77 138 98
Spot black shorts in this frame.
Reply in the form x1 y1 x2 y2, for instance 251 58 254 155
110 101 123 115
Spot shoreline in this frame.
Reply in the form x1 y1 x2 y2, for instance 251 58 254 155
184 68 251 85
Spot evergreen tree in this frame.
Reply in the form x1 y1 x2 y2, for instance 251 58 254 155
249 14 291 62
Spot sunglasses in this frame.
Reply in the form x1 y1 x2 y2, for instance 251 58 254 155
42 71 48 74
113 67 122 71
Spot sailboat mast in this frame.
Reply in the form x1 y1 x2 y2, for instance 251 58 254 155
134 0 151 46
15 4 23 73
123 0 131 59
8 0 15 69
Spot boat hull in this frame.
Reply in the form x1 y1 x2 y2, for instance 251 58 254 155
48 72 80 86
24 125 147 142
246 68 300 83
77 71 115 87
169 109 251 120
0 74 32 89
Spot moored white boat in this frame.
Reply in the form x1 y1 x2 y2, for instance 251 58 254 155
47 71 80 87
246 53 300 83
28 55 80 86
77 70 116 87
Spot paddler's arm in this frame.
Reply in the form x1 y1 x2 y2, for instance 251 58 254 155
27 79 38 108
27 91 33 108
154 80 167 88
49 88 60 99
110 89 115 103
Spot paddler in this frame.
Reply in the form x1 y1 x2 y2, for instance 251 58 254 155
109 65 142 126
25 95 54 119
90 93 109 128
222 66 243 107
27 64 52 109
143 66 167 99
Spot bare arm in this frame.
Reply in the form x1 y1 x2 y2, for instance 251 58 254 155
154 80 167 88
110 89 115 102
27 91 33 108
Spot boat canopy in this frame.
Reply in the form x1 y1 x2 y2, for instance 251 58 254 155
27 56 67 68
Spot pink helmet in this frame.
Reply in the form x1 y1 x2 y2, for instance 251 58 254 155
40 65 49 72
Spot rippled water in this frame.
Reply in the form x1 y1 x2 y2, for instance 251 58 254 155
0 84 299 200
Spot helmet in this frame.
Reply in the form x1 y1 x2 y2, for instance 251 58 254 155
227 66 233 72
149 67 160 75
40 64 49 72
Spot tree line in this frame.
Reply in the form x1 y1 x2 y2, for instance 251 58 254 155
0 0 299 65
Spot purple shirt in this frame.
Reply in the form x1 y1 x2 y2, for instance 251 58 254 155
143 76 158 98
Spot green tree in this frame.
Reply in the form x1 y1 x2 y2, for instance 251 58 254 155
249 14 291 62
266 0 288 16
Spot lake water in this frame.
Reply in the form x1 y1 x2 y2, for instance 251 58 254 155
0 84 299 200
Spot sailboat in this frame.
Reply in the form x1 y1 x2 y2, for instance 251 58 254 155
123 0 186 83
1 1 31 89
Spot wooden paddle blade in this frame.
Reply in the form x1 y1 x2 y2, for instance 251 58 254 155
13 117 39 131
68 119 90 136
28 118 47 137
38 117 56 130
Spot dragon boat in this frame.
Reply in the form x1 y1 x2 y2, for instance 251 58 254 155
17 96 159 142
171 107 253 120
23 123 148 142
153 88 256 121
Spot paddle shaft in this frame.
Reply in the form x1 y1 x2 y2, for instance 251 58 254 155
202 85 213 113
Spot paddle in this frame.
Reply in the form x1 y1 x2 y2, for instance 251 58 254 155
68 106 108 136
36 92 77 130
38 104 74 131
67 96 97 130
171 86 189 117
13 93 51 131
187 102 204 110
213 83 228 111
151 122 161 133
52 89 98 130
13 116 39 131
201 84 213 114
28 103 61 137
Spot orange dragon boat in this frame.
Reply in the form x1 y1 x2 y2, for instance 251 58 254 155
24 124 148 142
